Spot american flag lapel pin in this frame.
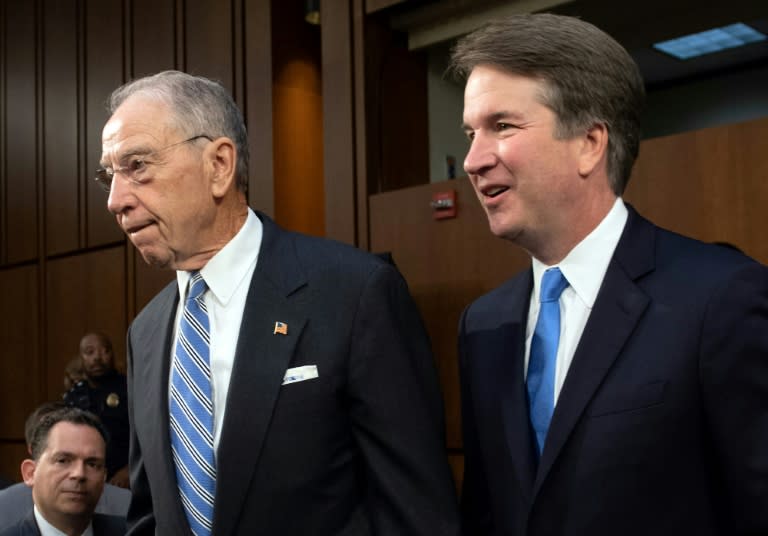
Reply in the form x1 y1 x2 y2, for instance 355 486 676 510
273 321 288 335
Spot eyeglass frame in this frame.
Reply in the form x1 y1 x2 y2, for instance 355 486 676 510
94 134 213 192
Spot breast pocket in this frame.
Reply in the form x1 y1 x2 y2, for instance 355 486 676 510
588 380 666 417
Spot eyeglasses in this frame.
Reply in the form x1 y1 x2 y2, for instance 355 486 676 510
94 135 212 192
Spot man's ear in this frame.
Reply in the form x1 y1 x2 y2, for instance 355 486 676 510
21 459 36 487
578 122 609 177
205 137 237 198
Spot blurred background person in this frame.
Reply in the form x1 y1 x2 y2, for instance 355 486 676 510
62 357 85 393
64 332 129 488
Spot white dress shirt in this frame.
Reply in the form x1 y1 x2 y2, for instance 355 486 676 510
525 197 628 406
171 208 263 456
34 504 94 536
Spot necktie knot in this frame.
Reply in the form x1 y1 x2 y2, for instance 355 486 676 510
188 271 208 302
540 268 568 303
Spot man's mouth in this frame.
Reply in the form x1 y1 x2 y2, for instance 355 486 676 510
482 185 509 198
125 222 152 235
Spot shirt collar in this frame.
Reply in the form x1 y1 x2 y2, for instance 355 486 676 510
176 208 263 305
34 504 94 536
532 197 628 308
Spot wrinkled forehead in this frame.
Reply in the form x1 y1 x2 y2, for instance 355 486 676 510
101 96 178 161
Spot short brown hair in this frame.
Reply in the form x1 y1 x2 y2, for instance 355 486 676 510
28 406 108 460
450 13 645 194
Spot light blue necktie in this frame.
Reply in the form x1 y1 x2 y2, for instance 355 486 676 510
527 267 569 456
170 271 216 535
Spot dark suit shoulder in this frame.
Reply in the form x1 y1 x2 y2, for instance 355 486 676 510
258 211 396 288
0 509 38 536
653 224 759 273
132 279 177 328
463 268 532 323
92 513 127 535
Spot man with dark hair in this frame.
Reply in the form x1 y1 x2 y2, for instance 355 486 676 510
0 407 125 535
0 403 130 531
452 13 768 536
64 332 129 488
99 70 460 535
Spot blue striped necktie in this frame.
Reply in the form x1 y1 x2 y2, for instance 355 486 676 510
170 271 216 535
527 267 569 456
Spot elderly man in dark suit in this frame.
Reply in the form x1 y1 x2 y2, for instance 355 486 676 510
453 13 768 536
0 407 125 536
98 70 460 535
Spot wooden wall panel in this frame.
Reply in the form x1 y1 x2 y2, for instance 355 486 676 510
244 0 274 216
131 0 176 77
135 258 175 313
44 0 80 256
626 116 768 264
184 0 234 90
0 443 30 484
46 247 127 401
322 0 357 245
85 0 126 248
272 0 324 236
3 0 38 264
0 265 41 440
376 34 428 192
370 178 530 449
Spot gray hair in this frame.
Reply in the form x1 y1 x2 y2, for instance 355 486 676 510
109 70 249 192
450 14 645 194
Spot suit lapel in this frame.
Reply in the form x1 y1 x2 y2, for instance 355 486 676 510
497 271 538 500
131 285 188 530
212 214 307 536
532 206 655 497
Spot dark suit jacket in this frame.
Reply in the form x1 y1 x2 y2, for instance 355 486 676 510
0 509 125 536
0 483 130 531
126 212 460 535
459 206 768 535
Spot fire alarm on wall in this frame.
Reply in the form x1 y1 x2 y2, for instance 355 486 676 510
430 189 457 220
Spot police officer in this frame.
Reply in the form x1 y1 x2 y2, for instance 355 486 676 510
64 332 129 488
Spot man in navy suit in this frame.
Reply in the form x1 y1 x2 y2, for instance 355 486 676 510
452 13 768 536
0 407 125 535
98 70 460 535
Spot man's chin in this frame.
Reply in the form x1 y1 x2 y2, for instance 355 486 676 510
137 247 172 269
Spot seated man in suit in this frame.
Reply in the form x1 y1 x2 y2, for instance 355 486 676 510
0 407 125 536
0 402 130 531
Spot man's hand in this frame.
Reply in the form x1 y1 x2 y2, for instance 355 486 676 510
109 465 130 488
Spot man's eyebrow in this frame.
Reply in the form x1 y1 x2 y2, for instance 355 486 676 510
462 110 526 131
99 143 154 168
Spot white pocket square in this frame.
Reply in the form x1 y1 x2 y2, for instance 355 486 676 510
282 365 319 385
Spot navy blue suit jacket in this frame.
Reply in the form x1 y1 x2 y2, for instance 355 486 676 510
459 206 768 535
126 212 460 535
0 509 125 536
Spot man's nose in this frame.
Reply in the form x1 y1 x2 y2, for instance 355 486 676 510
464 132 496 176
106 173 135 215
69 460 87 480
